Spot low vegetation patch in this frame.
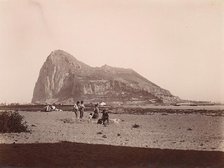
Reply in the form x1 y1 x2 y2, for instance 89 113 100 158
132 124 140 128
97 132 103 135
0 111 28 133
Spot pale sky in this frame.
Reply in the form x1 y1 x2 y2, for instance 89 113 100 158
0 0 223 103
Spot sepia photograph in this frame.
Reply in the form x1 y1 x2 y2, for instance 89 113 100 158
0 0 224 167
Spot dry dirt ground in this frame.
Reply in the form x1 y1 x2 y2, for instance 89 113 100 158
1 111 224 151
0 111 224 167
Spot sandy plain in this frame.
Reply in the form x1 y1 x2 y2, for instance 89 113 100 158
0 110 224 167
0 111 224 151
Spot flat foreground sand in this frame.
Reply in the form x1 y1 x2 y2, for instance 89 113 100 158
0 111 224 167
0 111 224 151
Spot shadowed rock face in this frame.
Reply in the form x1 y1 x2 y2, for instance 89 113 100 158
32 50 179 104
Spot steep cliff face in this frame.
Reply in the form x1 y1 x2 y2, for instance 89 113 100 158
32 50 179 104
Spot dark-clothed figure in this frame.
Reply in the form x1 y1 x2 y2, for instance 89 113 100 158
79 100 85 119
92 103 100 119
102 109 109 126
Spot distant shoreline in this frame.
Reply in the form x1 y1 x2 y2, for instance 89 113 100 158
1 104 224 116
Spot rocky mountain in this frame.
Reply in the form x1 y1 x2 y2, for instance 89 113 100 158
32 50 180 105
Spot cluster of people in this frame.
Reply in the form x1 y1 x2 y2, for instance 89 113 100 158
73 101 109 126
44 104 62 112
73 101 85 119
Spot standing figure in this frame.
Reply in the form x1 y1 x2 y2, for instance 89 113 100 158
73 101 80 119
92 103 100 119
79 100 85 119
